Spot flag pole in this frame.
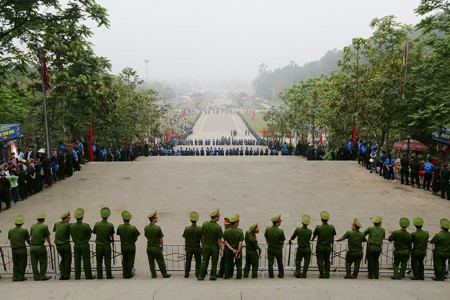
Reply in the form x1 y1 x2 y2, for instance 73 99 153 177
40 53 51 156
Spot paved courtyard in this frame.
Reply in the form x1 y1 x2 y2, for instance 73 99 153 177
0 113 449 299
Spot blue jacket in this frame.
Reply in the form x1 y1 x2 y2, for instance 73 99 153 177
423 162 434 174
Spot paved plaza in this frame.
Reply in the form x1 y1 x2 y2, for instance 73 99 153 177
0 113 449 299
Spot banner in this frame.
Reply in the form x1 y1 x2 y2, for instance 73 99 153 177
0 124 22 141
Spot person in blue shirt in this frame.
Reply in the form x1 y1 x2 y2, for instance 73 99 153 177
369 146 378 174
360 143 367 167
347 139 354 160
422 158 435 191
384 153 396 182
357 139 363 165
379 150 386 177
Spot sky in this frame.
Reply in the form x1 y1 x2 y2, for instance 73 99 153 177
89 0 424 82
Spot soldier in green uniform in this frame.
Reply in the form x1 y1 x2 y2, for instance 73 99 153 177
264 214 285 278
388 217 412 279
198 208 223 281
429 218 450 281
336 218 365 279
117 210 140 279
363 216 385 279
182 211 202 278
93 207 115 279
144 211 171 278
53 211 72 280
289 214 312 278
223 214 244 279
243 223 261 278
217 217 231 278
30 212 52 281
311 211 336 279
8 215 30 281
70 208 95 279
410 217 429 280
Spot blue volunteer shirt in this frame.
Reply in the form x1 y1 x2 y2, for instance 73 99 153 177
423 162 434 174
348 141 353 151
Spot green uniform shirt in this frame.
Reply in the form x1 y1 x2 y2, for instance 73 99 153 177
182 224 202 247
8 227 30 248
431 231 450 254
290 226 312 248
264 225 285 249
412 230 429 251
313 223 336 247
341 229 365 252
388 229 412 250
201 220 223 248
70 221 92 244
117 224 140 245
93 221 115 245
30 223 50 245
53 221 71 245
245 230 260 251
144 223 163 247
224 226 244 248
363 226 385 246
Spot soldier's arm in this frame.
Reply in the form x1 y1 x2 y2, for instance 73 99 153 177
218 239 223 256
160 237 164 251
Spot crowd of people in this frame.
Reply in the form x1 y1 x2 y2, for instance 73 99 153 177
182 138 262 146
2 208 450 281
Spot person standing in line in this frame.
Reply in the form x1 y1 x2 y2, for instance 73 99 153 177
93 207 115 279
223 214 244 279
30 212 52 281
440 163 450 200
144 211 171 278
363 216 385 279
217 217 231 278
410 156 421 188
182 211 202 278
264 214 285 278
400 154 410 185
289 215 312 278
243 224 261 278
117 211 140 279
423 158 435 191
429 218 450 281
198 208 223 281
8 215 30 281
388 217 412 280
336 218 365 279
53 211 72 280
70 208 95 280
311 211 336 279
410 217 429 280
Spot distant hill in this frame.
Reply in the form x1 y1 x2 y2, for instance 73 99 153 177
252 49 342 101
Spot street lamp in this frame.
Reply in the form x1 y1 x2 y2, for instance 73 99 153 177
144 59 149 82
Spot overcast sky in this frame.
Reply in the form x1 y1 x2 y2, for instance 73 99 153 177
89 0 423 82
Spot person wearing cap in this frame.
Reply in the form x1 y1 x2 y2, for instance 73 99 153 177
117 210 140 279
388 217 412 279
429 218 450 281
264 214 285 278
410 217 429 280
289 215 312 278
70 208 95 279
336 218 365 279
30 212 52 281
441 163 450 200
223 214 244 279
311 211 336 279
244 223 261 278
53 211 72 280
145 210 171 278
363 216 385 279
8 215 30 281
93 207 115 279
217 217 231 278
182 211 202 278
198 208 223 281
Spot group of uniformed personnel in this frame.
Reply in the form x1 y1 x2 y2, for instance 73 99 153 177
3 208 450 281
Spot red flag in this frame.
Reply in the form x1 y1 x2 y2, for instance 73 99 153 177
352 123 357 143
262 128 267 139
165 131 169 142
154 136 157 150
319 134 323 145
89 123 94 162
181 110 186 118
41 59 53 91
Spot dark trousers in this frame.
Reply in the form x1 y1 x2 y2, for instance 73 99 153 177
185 246 201 278
345 250 363 278
12 248 27 281
56 243 72 279
433 251 450 280
74 243 93 279
11 187 19 203
316 245 332 278
244 249 259 278
423 173 432 190
146 246 168 278
411 248 426 280
224 248 242 279
400 168 409 185
18 182 27 200
441 183 450 200
410 172 420 187
96 244 112 279
295 246 311 278
198 245 219 279
121 244 136 278
267 247 284 278
30 245 47 281
366 244 382 278
392 249 410 278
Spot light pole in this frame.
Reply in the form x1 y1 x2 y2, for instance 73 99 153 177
144 59 149 82
290 60 295 87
